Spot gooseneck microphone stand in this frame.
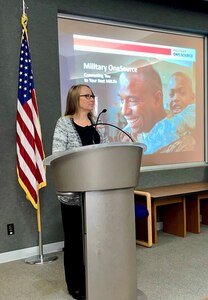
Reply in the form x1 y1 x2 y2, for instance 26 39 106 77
96 122 134 142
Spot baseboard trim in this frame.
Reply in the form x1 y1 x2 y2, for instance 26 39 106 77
0 241 64 264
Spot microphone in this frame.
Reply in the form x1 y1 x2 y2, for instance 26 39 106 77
97 122 134 142
92 109 107 144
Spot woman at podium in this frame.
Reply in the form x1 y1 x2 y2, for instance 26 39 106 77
52 84 109 300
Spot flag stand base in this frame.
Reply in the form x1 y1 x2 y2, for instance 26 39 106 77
25 253 58 265
25 231 58 265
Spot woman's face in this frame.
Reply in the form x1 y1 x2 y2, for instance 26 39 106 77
78 86 95 113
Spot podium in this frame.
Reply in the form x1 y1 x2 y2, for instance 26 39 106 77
44 142 143 300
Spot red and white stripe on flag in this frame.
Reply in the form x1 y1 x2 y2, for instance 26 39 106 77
16 14 46 209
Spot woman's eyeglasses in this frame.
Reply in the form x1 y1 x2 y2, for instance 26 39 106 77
79 94 95 100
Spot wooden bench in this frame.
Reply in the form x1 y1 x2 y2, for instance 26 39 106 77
134 182 208 248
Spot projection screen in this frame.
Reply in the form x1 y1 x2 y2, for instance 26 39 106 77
57 14 206 169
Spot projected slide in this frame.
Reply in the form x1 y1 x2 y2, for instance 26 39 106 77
57 16 205 168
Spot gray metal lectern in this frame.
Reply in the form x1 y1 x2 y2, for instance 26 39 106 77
44 142 143 300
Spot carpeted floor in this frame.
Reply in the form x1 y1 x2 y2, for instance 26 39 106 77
137 225 208 300
1 226 208 300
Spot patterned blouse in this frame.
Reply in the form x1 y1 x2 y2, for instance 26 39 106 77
52 115 109 205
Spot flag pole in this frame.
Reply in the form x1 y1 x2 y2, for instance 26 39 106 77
37 199 44 263
22 0 25 15
25 198 58 265
18 1 57 265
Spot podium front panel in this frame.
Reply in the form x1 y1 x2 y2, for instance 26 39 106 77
84 188 137 300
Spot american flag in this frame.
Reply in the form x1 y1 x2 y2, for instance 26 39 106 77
16 14 46 209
